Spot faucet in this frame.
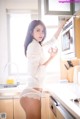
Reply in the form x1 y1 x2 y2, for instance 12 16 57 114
2 62 19 85
3 62 19 73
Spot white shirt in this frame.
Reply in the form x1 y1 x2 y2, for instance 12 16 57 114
21 37 57 99
26 39 46 88
26 36 56 88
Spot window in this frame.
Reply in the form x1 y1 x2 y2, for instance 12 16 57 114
8 12 38 74
8 11 60 76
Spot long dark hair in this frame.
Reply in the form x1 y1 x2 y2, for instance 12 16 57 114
24 20 46 55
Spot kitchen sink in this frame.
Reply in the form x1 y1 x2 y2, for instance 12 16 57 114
0 83 19 88
0 83 21 98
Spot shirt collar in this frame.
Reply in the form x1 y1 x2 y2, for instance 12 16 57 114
33 39 42 47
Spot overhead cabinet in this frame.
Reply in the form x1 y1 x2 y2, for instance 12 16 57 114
42 0 80 16
44 0 73 15
74 2 80 13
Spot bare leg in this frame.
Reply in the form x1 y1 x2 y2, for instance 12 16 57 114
20 97 41 119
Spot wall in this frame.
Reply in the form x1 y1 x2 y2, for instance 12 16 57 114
0 0 38 83
0 0 8 74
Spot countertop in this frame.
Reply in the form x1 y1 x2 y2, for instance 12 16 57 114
43 83 80 119
0 82 80 118
0 84 27 99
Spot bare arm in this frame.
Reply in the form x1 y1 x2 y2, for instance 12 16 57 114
54 20 67 39
42 21 67 66
42 20 67 46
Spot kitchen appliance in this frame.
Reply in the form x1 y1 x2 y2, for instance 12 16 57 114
61 15 80 59
49 95 76 119
61 16 75 59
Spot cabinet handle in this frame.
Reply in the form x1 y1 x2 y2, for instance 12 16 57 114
50 96 59 106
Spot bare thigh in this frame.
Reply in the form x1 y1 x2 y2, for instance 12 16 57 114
20 97 41 119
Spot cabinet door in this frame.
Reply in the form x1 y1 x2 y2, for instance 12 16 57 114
49 109 57 119
14 99 26 119
75 17 80 58
40 0 73 16
41 93 57 119
41 93 50 119
74 3 80 13
0 99 13 119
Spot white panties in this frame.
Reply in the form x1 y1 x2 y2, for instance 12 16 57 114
20 88 44 100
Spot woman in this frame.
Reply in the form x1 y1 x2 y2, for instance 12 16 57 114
20 20 66 119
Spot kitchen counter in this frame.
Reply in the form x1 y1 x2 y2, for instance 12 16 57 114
0 82 80 118
0 84 27 119
0 84 27 99
43 83 80 119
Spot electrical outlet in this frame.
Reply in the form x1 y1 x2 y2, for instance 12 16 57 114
0 113 7 119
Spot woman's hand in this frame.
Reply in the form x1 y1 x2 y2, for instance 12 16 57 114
42 47 58 66
54 19 67 39
48 47 58 58
60 19 67 29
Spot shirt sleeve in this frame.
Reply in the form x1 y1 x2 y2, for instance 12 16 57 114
42 36 57 47
27 43 42 77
